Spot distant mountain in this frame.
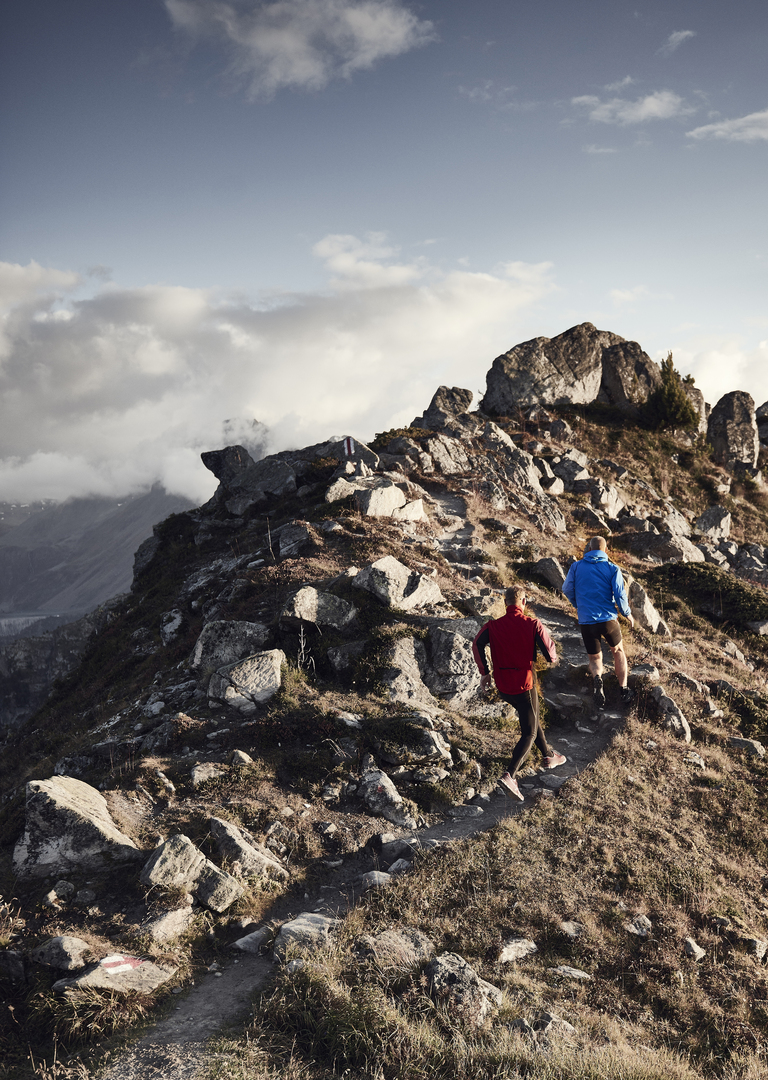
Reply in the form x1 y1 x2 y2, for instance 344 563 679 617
0 487 195 619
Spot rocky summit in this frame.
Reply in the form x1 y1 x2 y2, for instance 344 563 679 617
2 323 768 1080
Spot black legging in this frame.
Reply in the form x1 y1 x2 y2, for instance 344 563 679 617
499 683 552 776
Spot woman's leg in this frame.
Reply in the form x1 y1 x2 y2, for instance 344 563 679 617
501 687 551 775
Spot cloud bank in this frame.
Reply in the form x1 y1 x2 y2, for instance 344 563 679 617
0 242 554 504
164 0 435 97
687 108 768 143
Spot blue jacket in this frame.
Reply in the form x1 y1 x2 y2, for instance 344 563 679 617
562 550 631 624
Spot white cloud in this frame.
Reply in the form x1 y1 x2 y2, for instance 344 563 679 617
657 30 696 57
0 247 555 503
668 338 768 407
686 108 768 143
610 285 650 305
572 89 694 125
604 76 634 92
583 144 618 154
164 0 435 97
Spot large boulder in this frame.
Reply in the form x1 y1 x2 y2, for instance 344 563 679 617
599 340 662 415
208 649 285 713
707 392 759 471
140 833 244 912
483 322 623 412
412 386 474 431
380 636 441 709
684 383 709 436
425 434 471 475
190 621 270 681
201 445 297 513
52 955 175 995
629 533 706 564
352 556 444 611
693 505 731 540
358 770 417 829
355 482 407 517
628 580 670 636
757 401 768 445
209 817 288 881
280 587 357 631
13 777 140 880
424 621 483 701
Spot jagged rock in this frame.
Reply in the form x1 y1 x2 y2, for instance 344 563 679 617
499 938 538 963
31 936 94 971
52 954 175 995
629 533 705 564
190 621 270 682
201 445 298 511
650 686 692 742
693 505 731 540
534 557 566 590
278 522 313 557
573 478 625 518
416 385 473 425
354 927 435 968
375 720 453 767
684 937 706 961
352 555 444 611
191 762 227 787
425 434 471 475
574 505 610 531
142 907 196 943
273 912 340 962
13 777 140 880
483 424 544 492
210 817 288 881
424 621 483 701
392 499 429 523
325 477 358 502
356 482 407 517
280 586 357 631
483 322 623 412
599 340 661 415
327 639 367 675
684 383 709 435
707 391 759 471
358 769 417 829
551 457 590 489
160 610 184 645
140 833 244 912
380 636 440 709
424 952 502 1028
625 914 653 937
628 580 670 636
208 649 285 713
746 620 768 636
231 926 272 954
728 737 765 758
651 505 691 539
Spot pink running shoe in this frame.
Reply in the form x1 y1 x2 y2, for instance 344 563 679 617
542 752 567 769
498 773 524 801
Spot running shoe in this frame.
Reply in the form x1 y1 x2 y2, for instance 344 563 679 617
620 685 635 705
593 675 605 709
542 752 567 769
498 773 524 801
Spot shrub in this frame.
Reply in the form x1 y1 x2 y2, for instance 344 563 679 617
644 354 698 431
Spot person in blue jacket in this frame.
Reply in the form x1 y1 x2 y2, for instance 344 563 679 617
562 536 635 708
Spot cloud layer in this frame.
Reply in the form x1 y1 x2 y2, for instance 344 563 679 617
687 108 768 143
164 0 434 97
657 30 696 57
0 243 554 503
572 89 693 125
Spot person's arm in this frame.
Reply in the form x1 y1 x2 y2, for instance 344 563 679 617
534 620 559 665
562 563 577 609
472 624 493 691
613 567 635 627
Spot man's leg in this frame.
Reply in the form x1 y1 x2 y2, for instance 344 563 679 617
587 650 604 678
610 642 628 688
506 691 540 776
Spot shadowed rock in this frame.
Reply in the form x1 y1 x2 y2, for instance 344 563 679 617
707 391 759 471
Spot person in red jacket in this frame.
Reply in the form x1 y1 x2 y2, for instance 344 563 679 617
472 585 566 802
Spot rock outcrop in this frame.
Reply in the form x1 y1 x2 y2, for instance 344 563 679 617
707 391 759 472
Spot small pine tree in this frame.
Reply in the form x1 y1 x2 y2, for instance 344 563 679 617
644 352 698 431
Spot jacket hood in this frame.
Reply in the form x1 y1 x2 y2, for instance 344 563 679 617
583 551 608 563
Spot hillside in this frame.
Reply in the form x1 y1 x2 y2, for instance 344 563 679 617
2 323 768 1080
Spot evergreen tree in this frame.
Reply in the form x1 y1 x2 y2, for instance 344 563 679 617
644 353 698 430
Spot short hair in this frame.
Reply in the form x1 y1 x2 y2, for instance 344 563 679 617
590 536 607 551
505 585 527 607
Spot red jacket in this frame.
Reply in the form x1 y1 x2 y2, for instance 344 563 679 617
472 605 557 695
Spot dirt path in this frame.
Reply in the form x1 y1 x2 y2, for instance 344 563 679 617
96 600 625 1080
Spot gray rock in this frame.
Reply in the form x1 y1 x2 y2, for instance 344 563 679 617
425 952 502 1028
707 391 759 471
208 649 285 713
499 938 538 962
280 586 357 631
191 762 227 787
325 477 358 502
412 385 474 431
362 870 392 890
551 457 590 489
231 926 272 954
31 935 94 971
0 950 25 983
534 557 566 590
353 555 444 611
629 532 705 564
327 639 368 675
560 920 585 938
358 769 417 829
52 954 175 995
625 914 653 937
483 322 623 412
746 620 768 636
599 340 661 415
628 579 670 636
683 937 706 961
650 686 692 742
190 621 270 681
354 927 435 968
142 907 196 943
425 434 471 475
728 737 765 758
355 481 408 517
273 912 340 962
380 636 440 710
279 522 314 557
424 622 483 701
550 964 591 981
13 777 140 880
140 833 244 913
210 816 289 881
694 505 732 540
160 610 184 646
446 805 484 818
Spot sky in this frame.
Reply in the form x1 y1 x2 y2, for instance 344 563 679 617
1 0 767 504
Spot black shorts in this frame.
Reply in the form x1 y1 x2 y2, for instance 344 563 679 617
580 619 622 654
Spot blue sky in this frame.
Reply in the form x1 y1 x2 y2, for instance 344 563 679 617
1 0 767 502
